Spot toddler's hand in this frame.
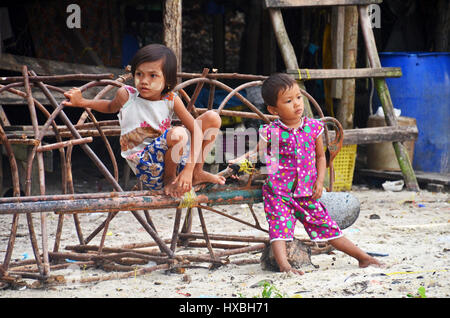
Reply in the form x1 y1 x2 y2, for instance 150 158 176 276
312 181 323 200
227 163 241 180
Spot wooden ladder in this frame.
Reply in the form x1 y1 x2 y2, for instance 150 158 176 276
264 0 419 191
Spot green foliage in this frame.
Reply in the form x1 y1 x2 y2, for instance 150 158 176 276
254 281 287 298
407 286 427 298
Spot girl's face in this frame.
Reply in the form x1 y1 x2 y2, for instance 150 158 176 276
268 84 304 126
134 59 165 101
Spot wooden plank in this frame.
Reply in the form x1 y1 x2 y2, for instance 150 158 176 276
286 67 402 80
264 0 382 8
0 53 125 77
1 124 418 147
337 125 418 145
358 169 450 187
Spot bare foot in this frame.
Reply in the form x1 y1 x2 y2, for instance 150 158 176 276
359 256 384 268
192 169 226 186
163 176 183 197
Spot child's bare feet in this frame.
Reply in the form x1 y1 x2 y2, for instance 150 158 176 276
359 256 384 268
279 264 304 276
163 176 184 197
192 169 226 186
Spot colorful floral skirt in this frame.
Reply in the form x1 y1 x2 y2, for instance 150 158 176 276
135 129 188 190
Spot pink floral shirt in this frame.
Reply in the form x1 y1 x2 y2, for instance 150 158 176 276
259 117 324 198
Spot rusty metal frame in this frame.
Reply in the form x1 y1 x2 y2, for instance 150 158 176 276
0 68 341 287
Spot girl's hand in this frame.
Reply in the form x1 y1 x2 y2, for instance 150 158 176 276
63 87 85 107
312 180 324 200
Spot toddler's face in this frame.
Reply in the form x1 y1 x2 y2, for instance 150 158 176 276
134 59 165 100
271 84 304 122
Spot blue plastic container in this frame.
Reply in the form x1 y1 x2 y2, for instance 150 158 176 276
377 52 450 173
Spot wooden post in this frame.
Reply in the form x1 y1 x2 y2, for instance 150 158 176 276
163 0 182 76
337 5 358 129
267 8 313 118
359 5 419 191
331 6 345 100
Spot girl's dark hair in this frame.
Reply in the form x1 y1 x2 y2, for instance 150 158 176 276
261 73 297 107
130 44 177 94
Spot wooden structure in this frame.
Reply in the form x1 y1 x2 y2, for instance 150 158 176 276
264 0 419 191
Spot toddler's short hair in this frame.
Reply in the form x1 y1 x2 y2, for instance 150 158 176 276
261 73 297 107
130 44 177 94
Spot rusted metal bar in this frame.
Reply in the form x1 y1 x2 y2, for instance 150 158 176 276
37 137 93 152
0 82 70 263
178 232 269 244
23 66 50 277
0 139 40 146
215 243 266 257
31 71 122 191
217 80 263 112
197 204 268 233
0 73 114 84
0 188 263 214
197 207 219 261
186 68 209 112
173 77 271 123
170 208 183 252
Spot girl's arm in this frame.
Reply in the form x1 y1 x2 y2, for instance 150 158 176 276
312 134 326 199
63 86 128 113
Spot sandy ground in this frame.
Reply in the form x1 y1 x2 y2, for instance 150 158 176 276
0 181 449 299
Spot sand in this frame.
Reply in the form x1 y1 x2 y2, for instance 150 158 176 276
0 186 448 299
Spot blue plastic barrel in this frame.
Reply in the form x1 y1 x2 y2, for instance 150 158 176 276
377 52 450 173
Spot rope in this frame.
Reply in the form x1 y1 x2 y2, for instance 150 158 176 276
178 188 197 208
238 159 255 174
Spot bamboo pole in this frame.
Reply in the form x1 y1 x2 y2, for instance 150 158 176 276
359 5 419 191
267 8 313 118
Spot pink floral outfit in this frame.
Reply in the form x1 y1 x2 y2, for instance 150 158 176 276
260 118 343 242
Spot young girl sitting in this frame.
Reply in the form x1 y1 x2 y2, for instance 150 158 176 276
63 44 225 197
230 73 382 275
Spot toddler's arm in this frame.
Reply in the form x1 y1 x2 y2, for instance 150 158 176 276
228 137 267 179
229 137 266 164
312 135 326 199
63 86 128 113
